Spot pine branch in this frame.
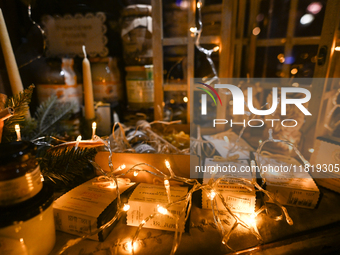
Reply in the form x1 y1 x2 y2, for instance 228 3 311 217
38 146 98 188
2 85 34 142
30 96 74 140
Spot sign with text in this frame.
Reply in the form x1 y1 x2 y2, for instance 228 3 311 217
42 13 108 57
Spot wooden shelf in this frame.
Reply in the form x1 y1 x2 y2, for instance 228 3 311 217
164 83 187 91
163 35 221 46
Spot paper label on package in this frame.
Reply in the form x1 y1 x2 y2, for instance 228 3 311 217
54 178 135 218
42 13 108 57
127 183 188 232
201 158 256 213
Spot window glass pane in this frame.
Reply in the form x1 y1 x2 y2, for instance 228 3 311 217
289 45 318 78
294 0 327 37
254 46 285 77
257 0 290 39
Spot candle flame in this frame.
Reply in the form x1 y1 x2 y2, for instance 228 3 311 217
92 122 97 129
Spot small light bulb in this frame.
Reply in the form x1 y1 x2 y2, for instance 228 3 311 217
123 204 130 211
190 27 197 33
209 191 216 200
157 205 168 215
134 171 138 177
308 148 314 153
76 135 82 142
213 46 220 52
165 160 171 169
183 96 188 103
141 220 146 224
335 46 340 51
197 1 202 9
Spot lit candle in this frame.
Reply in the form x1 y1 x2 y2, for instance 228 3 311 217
82 46 95 120
0 9 24 96
15 124 21 141
92 121 96 139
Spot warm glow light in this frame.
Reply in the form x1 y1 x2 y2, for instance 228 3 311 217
259 139 262 145
123 204 130 211
213 46 220 52
291 68 298 75
183 96 188 103
76 135 82 142
277 53 285 63
118 164 126 171
252 27 261 36
335 46 340 51
157 205 168 215
107 182 116 189
292 82 299 87
92 122 97 129
164 179 170 186
165 160 171 169
197 1 202 9
209 191 216 200
141 220 146 224
15 124 21 141
124 241 139 253
308 148 314 153
92 122 97 139
170 99 175 104
190 27 197 33
300 14 314 25
133 170 139 177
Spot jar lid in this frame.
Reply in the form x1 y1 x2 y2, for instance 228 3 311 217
0 141 37 166
0 183 54 228
121 5 152 17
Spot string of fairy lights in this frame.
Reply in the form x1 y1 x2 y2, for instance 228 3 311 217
54 120 314 254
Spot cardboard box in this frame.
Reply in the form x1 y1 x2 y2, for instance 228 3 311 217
127 183 188 232
201 158 256 214
53 178 136 241
255 155 320 209
310 136 340 194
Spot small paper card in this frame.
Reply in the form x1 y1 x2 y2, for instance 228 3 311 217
53 178 136 241
255 154 320 209
203 131 254 159
310 137 340 194
201 159 256 214
127 183 188 232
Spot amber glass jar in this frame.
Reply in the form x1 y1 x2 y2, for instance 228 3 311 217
0 141 43 206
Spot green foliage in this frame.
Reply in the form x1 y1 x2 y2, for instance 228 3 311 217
38 146 98 190
29 95 74 140
2 85 34 142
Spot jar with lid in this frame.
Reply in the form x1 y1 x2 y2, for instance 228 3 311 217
90 57 123 104
0 141 43 206
121 4 153 65
125 65 154 109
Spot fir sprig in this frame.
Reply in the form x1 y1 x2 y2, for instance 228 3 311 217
38 146 97 189
30 95 74 140
2 85 34 142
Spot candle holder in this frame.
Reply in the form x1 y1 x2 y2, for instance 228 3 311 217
80 116 98 140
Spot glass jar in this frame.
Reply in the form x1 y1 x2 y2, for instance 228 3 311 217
90 57 123 104
125 65 154 109
0 141 43 206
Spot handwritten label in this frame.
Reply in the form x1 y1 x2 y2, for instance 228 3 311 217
42 13 108 57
